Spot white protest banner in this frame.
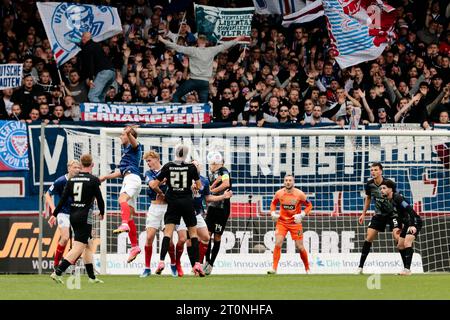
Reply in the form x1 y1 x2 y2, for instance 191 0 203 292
81 103 212 124
194 4 254 44
0 64 23 90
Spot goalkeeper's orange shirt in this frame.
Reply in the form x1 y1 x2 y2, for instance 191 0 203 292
270 188 312 224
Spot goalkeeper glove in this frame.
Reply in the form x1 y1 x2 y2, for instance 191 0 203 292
270 211 280 222
293 211 306 224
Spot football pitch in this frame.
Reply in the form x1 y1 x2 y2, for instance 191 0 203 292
1 274 449 300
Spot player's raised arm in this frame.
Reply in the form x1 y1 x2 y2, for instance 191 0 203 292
125 125 139 149
210 169 230 194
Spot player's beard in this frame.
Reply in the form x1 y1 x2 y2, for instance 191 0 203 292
285 184 293 190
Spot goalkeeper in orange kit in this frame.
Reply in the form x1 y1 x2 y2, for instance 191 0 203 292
268 175 313 274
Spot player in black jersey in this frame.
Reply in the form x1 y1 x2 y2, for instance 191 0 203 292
203 151 232 276
380 180 423 275
51 154 105 284
149 144 205 276
356 162 401 274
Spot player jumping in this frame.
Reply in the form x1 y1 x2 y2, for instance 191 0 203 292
46 160 80 268
356 162 401 274
100 126 143 263
203 152 232 276
380 180 423 275
51 154 105 284
268 175 313 274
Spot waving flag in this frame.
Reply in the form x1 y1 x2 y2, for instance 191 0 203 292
37 2 122 66
253 0 311 15
282 0 324 26
283 0 397 69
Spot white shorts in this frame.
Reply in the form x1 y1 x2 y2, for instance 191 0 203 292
177 214 207 231
57 213 70 228
145 203 167 229
119 173 142 209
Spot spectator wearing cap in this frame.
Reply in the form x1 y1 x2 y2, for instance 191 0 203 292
158 34 246 103
77 32 115 103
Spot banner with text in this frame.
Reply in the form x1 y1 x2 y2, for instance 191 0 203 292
81 103 212 124
194 4 254 44
0 64 23 90
0 121 28 171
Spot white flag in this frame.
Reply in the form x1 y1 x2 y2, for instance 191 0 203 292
282 0 324 27
37 2 122 66
253 0 310 15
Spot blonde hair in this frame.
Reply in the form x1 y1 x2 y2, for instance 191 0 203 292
143 150 160 161
80 154 93 168
67 159 80 169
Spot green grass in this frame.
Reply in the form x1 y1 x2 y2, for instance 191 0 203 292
1 274 449 300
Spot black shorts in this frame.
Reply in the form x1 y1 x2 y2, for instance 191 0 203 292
368 214 399 232
205 204 230 235
164 197 197 228
71 222 92 244
400 218 423 238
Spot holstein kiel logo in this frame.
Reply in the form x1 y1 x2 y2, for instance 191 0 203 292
51 4 113 62
0 121 28 170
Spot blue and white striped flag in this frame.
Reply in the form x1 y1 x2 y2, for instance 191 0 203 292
37 2 122 66
323 0 391 69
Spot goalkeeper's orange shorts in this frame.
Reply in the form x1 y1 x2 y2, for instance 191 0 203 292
275 221 303 240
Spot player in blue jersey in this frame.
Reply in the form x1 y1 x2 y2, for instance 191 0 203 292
46 160 80 268
183 160 233 268
140 150 168 277
100 126 143 263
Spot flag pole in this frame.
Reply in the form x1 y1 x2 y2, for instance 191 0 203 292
57 68 66 98
175 11 187 43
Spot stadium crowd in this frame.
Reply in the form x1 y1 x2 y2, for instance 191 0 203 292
0 0 449 128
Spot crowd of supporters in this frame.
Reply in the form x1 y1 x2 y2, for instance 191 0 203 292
0 0 448 128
